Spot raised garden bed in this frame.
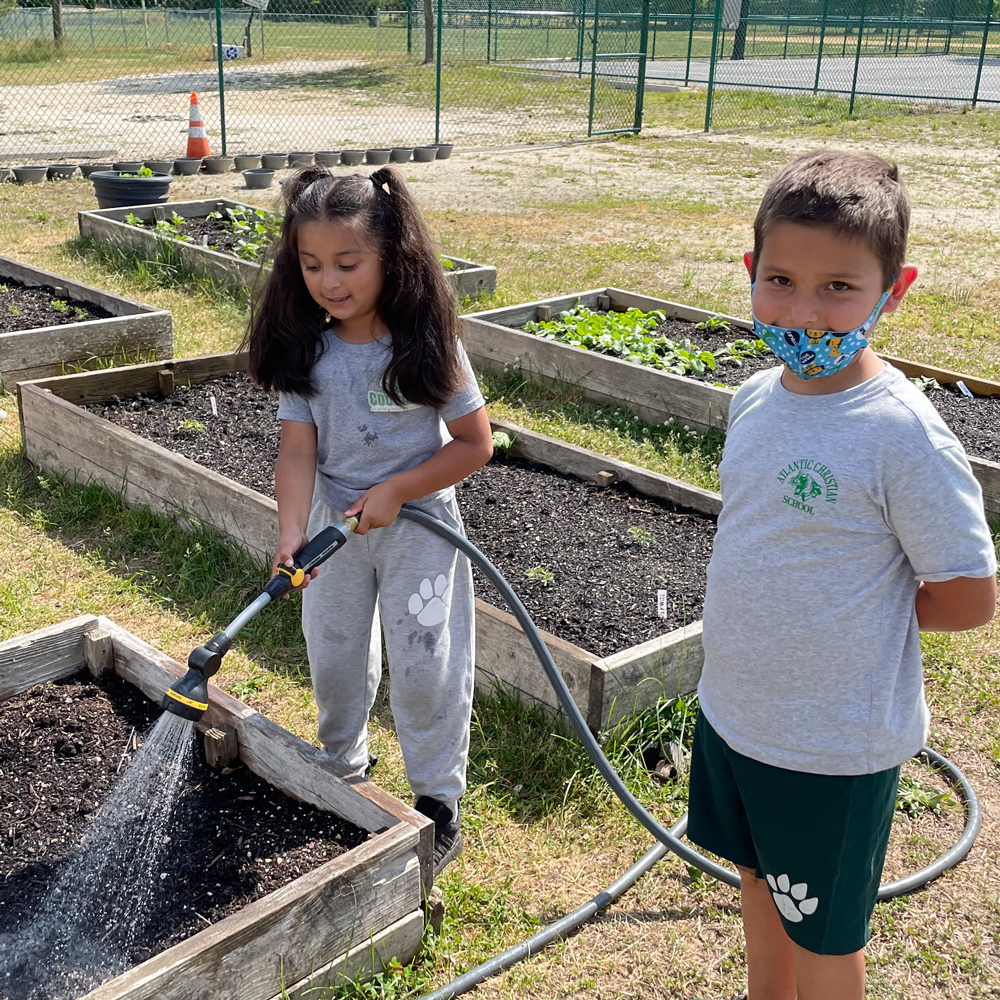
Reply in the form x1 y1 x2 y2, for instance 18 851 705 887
0 257 172 392
78 199 497 301
462 287 1000 518
17 354 722 730
0 616 433 1000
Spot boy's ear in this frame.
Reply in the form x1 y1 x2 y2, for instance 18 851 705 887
743 252 754 276
882 263 918 314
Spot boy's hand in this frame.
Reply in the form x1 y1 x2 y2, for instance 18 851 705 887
271 531 320 598
345 480 405 535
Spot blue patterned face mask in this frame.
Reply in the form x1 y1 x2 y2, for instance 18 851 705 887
750 286 890 380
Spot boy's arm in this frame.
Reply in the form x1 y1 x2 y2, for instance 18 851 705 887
883 444 998 633
916 575 997 632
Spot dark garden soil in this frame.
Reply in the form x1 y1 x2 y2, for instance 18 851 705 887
0 280 110 335
0 671 366 969
458 460 715 656
90 375 715 656
922 383 1000 461
150 215 255 257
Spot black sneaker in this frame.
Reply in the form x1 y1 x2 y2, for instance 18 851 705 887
364 753 378 777
414 796 463 877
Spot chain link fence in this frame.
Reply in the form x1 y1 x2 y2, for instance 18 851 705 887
689 0 1000 129
0 0 652 160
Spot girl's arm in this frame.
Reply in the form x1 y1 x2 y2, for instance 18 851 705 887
273 419 320 593
346 406 493 534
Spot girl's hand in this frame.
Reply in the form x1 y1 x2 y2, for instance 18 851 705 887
271 532 320 598
346 480 404 535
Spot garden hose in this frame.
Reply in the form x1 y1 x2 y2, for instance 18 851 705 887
170 505 982 997
397 505 982 999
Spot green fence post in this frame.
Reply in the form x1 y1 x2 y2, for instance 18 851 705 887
406 0 412 53
973 0 994 109
848 0 867 116
215 0 227 154
783 0 791 58
945 0 955 54
813 0 829 92
577 0 586 78
704 0 723 131
634 0 650 130
651 0 657 61
486 0 492 62
587 0 599 135
435 0 442 142
684 0 696 85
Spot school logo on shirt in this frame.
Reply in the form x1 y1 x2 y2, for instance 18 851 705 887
367 390 420 413
777 459 839 515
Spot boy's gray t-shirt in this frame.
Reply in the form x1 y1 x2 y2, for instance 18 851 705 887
276 331 485 512
698 363 996 776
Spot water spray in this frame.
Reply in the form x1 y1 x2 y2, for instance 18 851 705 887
162 516 358 722
169 505 982 999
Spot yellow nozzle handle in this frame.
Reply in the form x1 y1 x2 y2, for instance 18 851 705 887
275 564 306 588
164 688 209 712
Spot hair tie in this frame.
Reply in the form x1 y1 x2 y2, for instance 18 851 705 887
371 175 390 195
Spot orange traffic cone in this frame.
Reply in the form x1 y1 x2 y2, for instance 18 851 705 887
186 92 211 159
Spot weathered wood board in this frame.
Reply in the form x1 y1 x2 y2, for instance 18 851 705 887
462 287 1000 518
79 199 496 300
0 256 172 389
0 617 431 1000
17 353 723 728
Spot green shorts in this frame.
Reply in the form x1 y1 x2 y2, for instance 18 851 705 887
687 714 900 956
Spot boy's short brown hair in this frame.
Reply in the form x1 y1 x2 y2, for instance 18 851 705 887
750 150 910 289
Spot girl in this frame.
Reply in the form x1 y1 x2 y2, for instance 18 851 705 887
244 166 493 876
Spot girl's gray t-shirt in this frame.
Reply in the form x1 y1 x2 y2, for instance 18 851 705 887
698 363 997 776
276 331 485 511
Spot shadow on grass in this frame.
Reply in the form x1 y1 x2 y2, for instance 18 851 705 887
0 437 308 680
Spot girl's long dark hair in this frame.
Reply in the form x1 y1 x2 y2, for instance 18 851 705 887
243 166 462 407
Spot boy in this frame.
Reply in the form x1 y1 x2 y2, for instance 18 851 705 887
687 150 997 1000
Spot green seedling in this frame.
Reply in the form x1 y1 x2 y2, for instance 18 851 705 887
524 565 555 585
895 773 955 817
626 525 655 548
179 418 206 434
50 299 69 313
911 375 941 393
694 314 731 334
491 430 513 457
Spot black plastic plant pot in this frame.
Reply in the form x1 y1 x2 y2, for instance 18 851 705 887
434 143 454 159
90 170 173 209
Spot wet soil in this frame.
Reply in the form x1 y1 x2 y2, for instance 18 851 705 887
90 375 716 656
0 672 366 973
0 279 110 334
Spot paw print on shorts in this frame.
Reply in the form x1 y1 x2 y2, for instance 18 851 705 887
408 574 449 627
766 873 819 923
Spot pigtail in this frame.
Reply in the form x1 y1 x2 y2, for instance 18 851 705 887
243 167 334 395
368 167 463 409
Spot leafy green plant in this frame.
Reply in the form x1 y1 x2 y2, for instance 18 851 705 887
491 430 513 457
694 314 731 334
626 524 655 548
119 167 154 177
72 307 88 321
524 305 766 378
124 213 143 227
8 305 20 318
438 253 456 271
524 565 554 585
911 375 941 393
895 773 955 817
178 418 206 434
50 299 69 313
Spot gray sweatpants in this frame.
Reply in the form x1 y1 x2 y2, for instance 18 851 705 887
302 491 475 817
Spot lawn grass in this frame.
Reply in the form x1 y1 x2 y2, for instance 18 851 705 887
2 107 1000 997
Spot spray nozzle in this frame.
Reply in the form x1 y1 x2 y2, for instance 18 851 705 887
161 517 359 722
162 632 230 721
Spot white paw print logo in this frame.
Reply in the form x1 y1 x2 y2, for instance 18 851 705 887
766 873 819 923
408 574 449 627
